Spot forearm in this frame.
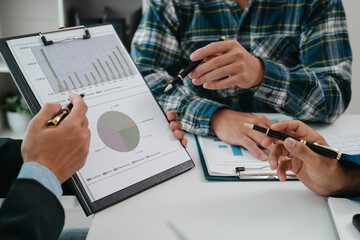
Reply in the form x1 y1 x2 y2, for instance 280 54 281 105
131 3 225 135
253 59 351 122
144 72 224 135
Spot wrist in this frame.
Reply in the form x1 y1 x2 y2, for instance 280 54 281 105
210 107 228 133
18 162 63 200
254 57 265 87
332 164 360 197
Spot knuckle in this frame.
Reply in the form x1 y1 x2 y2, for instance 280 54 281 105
43 103 53 109
294 144 305 155
235 51 244 59
293 120 302 125
83 103 88 112
257 115 267 122
217 67 226 77
247 118 256 125
212 43 221 52
80 159 86 168
318 136 327 145
28 117 37 126
242 138 254 148
83 129 91 140
212 57 222 68
229 40 238 48
72 121 82 129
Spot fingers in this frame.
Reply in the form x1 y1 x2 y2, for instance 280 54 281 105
173 129 188 148
283 138 327 169
166 111 178 122
167 114 186 146
277 160 292 182
255 115 274 128
82 115 89 128
31 103 62 128
190 41 232 61
181 138 188 148
240 136 267 161
169 120 183 131
271 120 325 143
204 76 239 90
268 143 290 170
63 93 88 124
189 55 236 84
173 129 185 140
262 137 275 148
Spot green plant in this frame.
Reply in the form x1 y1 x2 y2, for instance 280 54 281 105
0 93 31 114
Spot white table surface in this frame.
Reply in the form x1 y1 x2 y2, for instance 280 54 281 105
86 114 360 240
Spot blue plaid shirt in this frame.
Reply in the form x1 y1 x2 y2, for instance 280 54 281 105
131 0 352 136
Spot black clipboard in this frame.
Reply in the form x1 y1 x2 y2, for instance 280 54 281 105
0 24 194 216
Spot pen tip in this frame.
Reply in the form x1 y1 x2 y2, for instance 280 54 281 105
243 123 254 129
164 84 173 93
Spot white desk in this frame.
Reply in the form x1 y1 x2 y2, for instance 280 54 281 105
87 114 360 240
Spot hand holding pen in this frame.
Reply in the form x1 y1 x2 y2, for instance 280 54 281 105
244 122 342 160
188 38 264 90
164 36 227 92
23 93 90 183
47 93 85 127
249 120 360 197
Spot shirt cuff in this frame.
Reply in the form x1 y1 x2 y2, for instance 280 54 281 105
17 162 63 201
181 100 225 136
349 197 360 200
253 59 290 109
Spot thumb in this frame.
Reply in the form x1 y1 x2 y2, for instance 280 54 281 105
284 138 322 168
32 103 62 128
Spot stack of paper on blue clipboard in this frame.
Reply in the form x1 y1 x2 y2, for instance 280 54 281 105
197 136 296 180
195 113 297 180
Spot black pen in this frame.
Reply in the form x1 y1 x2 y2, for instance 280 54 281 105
164 36 227 93
47 93 85 128
243 123 342 161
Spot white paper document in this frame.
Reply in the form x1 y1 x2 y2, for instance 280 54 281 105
198 136 271 176
7 25 191 202
198 113 294 178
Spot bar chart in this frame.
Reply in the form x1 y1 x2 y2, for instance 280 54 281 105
31 34 136 94
214 139 244 156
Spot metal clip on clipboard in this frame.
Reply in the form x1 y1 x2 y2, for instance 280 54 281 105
235 167 297 180
39 25 91 46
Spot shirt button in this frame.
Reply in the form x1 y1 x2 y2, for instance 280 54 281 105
266 92 272 98
195 122 200 128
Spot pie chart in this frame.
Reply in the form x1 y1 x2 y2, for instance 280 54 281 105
97 111 140 152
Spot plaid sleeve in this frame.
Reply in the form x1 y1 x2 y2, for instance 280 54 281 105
131 0 224 135
253 0 352 123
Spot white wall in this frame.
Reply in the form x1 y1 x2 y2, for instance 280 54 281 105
0 0 58 37
343 0 360 114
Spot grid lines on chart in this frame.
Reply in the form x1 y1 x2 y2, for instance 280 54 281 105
32 34 136 94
